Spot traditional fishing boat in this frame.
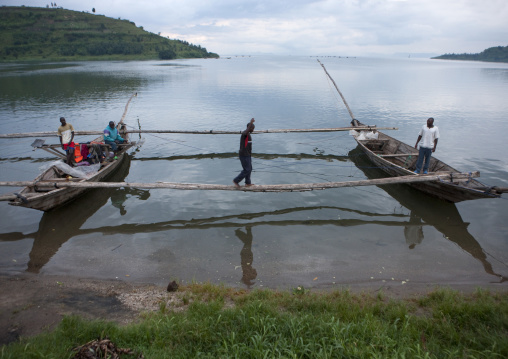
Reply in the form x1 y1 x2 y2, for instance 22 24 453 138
349 119 502 202
317 60 505 203
6 95 137 211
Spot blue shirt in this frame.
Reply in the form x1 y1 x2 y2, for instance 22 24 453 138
103 126 124 142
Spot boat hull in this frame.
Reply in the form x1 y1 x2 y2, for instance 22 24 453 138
9 114 134 211
351 124 499 203
9 151 130 211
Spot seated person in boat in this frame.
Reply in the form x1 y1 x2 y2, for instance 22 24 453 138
57 117 75 165
103 121 124 153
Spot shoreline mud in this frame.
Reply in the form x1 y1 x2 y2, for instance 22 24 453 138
1 272 506 346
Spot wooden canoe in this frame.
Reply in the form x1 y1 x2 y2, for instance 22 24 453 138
350 120 501 202
8 123 134 211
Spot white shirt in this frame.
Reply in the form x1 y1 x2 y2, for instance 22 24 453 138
418 125 439 149
58 123 75 144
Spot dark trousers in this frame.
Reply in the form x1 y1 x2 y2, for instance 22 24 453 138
234 156 252 184
105 139 118 152
415 146 432 173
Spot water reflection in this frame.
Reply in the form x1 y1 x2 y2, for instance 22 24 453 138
0 64 144 103
0 155 150 273
1 149 505 284
0 203 409 279
404 212 424 250
349 146 506 282
235 226 257 288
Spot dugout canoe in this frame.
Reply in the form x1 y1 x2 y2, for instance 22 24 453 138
7 124 134 211
6 94 137 211
350 120 502 202
317 59 504 202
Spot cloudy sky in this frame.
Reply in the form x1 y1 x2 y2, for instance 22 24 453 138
2 0 507 57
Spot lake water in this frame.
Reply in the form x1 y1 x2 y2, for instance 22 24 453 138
1 56 507 291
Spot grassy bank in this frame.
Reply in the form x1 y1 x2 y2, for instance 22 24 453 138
1 284 507 358
0 6 219 61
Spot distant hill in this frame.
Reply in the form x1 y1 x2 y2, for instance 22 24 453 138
432 45 508 63
0 6 219 61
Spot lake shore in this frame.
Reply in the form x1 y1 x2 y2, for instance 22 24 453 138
1 272 506 346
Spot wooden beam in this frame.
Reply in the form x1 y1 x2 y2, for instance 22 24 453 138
0 126 397 139
0 171 480 192
40 147 66 159
379 154 416 158
123 127 398 135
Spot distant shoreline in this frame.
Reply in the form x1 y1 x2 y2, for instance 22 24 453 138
432 45 508 63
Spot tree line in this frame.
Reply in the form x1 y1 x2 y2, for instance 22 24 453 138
0 6 219 61
433 45 508 63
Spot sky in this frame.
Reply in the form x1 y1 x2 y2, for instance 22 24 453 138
2 0 507 57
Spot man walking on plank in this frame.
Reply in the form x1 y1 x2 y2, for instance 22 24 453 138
233 118 255 187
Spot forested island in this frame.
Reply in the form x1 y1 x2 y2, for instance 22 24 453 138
0 6 219 61
432 45 508 63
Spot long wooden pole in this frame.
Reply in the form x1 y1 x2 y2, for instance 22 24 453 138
0 126 396 139
0 172 480 194
318 59 356 122
119 92 137 124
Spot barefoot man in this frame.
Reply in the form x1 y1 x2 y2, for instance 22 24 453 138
233 118 255 187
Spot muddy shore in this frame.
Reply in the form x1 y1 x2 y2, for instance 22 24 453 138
1 273 506 346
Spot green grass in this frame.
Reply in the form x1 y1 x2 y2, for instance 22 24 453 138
1 285 507 358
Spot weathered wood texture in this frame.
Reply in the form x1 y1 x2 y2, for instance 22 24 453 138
0 171 480 193
0 126 397 138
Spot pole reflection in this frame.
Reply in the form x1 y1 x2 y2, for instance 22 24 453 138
348 146 506 282
0 150 505 284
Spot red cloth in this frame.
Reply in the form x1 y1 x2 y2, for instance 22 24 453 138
63 142 75 150
80 143 90 159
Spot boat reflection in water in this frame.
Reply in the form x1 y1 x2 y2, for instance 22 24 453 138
0 155 150 273
1 150 505 285
348 146 506 282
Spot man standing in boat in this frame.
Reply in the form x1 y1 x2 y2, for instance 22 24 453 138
233 118 255 187
414 117 439 174
57 117 75 166
103 121 124 153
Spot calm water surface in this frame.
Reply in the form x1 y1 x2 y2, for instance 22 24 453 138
1 56 507 290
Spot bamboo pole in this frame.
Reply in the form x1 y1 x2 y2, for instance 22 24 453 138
318 59 356 122
0 171 480 192
0 126 396 139
119 93 137 124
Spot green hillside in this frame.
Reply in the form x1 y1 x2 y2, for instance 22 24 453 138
0 6 219 61
432 45 508 63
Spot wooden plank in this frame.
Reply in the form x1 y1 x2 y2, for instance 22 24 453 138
40 147 66 159
125 127 399 134
0 126 398 139
0 171 480 192
379 154 416 158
